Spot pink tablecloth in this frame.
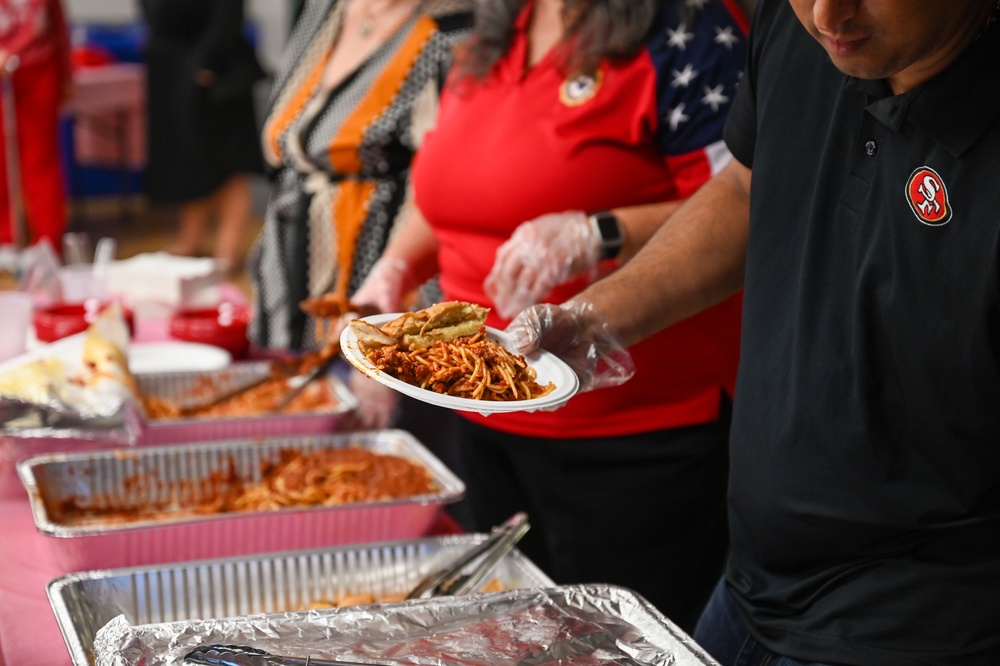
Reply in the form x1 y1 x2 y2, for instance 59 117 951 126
0 496 73 665
0 494 462 666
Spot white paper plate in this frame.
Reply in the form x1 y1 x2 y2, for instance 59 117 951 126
128 342 232 375
340 313 579 415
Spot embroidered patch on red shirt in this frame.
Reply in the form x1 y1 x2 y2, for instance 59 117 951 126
559 70 602 106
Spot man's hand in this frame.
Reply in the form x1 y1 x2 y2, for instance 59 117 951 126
505 301 635 393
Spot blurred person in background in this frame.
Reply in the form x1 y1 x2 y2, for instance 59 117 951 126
247 0 472 352
140 0 264 273
0 0 71 249
349 0 748 631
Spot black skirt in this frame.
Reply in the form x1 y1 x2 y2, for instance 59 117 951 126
142 0 264 204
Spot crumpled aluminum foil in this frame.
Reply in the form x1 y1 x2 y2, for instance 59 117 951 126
93 585 719 666
0 304 141 442
0 396 141 442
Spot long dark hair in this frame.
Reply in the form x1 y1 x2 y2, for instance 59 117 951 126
454 0 661 81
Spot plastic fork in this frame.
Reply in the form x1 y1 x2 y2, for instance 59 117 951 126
91 237 116 301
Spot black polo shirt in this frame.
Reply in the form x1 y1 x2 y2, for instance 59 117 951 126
722 0 1000 664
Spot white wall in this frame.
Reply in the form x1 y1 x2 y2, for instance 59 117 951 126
62 0 291 70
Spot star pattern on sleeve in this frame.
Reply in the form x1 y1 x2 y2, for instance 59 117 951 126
701 84 729 111
671 63 699 88
665 24 695 50
667 103 690 131
650 0 748 154
714 25 741 49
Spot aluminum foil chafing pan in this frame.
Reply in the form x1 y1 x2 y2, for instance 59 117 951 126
1 364 357 500
17 430 466 572
48 535 555 666
91 584 720 666
134 362 359 445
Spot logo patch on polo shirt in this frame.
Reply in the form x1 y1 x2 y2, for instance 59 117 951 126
559 70 603 106
905 166 952 226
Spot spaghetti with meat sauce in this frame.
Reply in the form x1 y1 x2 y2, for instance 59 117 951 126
363 326 555 401
52 447 438 525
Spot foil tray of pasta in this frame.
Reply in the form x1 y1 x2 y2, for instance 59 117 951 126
47 535 555 666
16 430 465 572
3 361 358 501
133 361 358 445
91 584 719 666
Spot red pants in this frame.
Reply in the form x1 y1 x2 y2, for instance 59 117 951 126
0 54 67 248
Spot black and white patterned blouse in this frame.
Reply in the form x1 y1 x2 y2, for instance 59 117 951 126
249 0 471 350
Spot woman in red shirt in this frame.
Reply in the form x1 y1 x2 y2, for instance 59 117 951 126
353 0 747 631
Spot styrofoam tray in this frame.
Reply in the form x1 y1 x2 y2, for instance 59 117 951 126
18 430 465 572
48 535 554 666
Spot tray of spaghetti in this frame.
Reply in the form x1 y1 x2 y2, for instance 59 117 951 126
133 360 358 445
91 584 719 666
341 302 579 415
48 534 555 666
16 430 465 572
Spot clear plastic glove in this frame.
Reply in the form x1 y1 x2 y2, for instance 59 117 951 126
484 211 600 319
505 301 635 393
332 257 412 338
351 257 412 314
347 368 401 430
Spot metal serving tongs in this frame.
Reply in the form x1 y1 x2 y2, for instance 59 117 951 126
270 345 340 413
174 342 340 416
406 511 530 600
184 644 397 666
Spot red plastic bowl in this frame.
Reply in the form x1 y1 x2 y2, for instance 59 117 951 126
169 302 251 358
34 302 135 343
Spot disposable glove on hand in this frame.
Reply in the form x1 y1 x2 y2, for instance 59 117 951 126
484 211 600 319
505 301 635 393
333 257 412 338
350 257 411 314
347 367 401 430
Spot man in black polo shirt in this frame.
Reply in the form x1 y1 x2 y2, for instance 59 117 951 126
506 0 1000 664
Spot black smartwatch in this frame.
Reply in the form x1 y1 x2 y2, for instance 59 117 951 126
588 210 625 260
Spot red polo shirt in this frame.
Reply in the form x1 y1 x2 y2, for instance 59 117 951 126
412 0 747 438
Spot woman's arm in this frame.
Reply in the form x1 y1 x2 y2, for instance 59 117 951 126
363 203 441 305
382 204 440 286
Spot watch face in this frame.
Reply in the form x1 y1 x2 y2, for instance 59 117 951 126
590 212 623 259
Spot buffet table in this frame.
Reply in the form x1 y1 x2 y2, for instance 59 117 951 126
0 493 462 666
0 280 462 665
0 495 75 665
